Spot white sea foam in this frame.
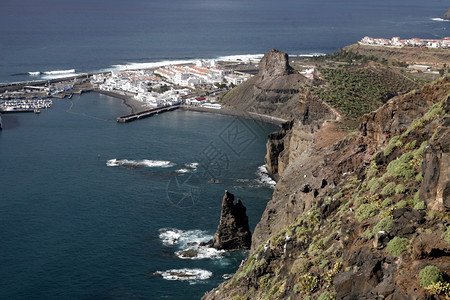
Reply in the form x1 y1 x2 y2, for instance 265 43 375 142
159 228 212 247
175 162 199 174
106 158 174 168
43 69 76 75
431 18 449 22
256 165 276 188
28 71 40 76
176 246 225 260
186 162 199 170
159 228 224 259
111 59 197 71
215 54 264 62
155 268 212 282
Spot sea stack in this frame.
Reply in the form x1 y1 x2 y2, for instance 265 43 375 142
204 190 252 250
445 8 450 20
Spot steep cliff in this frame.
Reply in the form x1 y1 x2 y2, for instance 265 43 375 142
203 76 450 300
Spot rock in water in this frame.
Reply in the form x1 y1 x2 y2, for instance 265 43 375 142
204 190 251 250
444 7 450 20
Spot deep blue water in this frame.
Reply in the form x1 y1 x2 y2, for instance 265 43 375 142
1 1 449 299
0 94 278 299
0 0 448 83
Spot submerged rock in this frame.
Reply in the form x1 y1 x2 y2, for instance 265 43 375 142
202 190 251 250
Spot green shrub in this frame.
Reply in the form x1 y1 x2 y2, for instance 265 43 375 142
367 177 385 194
419 265 444 288
404 140 417 150
333 192 343 200
366 160 379 179
395 184 406 194
382 182 397 196
384 135 403 156
382 197 393 208
414 201 426 210
386 237 409 256
442 227 450 243
373 216 393 235
355 203 377 222
317 291 333 300
298 274 318 294
415 172 423 183
424 281 450 296
293 284 300 294
386 152 416 179
396 199 408 209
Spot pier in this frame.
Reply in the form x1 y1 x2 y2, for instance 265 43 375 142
116 105 180 123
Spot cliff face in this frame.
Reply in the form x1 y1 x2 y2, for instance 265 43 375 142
204 76 450 300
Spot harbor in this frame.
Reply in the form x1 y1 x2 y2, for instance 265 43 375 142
116 105 180 122
0 98 53 113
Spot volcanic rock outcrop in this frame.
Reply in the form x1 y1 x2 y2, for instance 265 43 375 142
203 190 251 250
222 49 309 120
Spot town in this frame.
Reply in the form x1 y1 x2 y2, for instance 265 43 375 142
359 36 450 49
91 59 254 110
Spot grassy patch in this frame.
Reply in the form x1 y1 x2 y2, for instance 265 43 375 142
355 203 377 222
386 237 409 256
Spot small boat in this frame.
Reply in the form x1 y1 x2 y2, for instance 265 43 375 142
34 108 40 114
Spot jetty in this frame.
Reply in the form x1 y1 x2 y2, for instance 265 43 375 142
116 105 180 123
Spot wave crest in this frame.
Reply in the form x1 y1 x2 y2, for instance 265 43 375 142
154 268 212 282
256 165 276 188
158 228 224 259
106 158 174 168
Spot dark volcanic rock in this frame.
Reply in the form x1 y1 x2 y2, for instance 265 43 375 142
259 49 295 78
204 190 251 250
445 8 450 20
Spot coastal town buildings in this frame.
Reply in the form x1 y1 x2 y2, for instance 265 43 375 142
92 60 251 109
359 36 450 49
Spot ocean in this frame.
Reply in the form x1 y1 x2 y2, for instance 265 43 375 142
0 0 448 84
0 0 449 299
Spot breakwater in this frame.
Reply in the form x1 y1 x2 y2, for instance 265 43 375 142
116 105 180 122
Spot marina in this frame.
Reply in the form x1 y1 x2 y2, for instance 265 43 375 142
0 99 53 113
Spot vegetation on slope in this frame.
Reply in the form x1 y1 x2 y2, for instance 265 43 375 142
310 64 421 120
205 77 449 300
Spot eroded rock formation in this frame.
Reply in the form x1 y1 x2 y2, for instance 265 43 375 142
203 190 251 250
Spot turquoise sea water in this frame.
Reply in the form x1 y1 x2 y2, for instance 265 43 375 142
0 94 278 299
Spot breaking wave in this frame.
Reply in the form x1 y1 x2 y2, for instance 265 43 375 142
158 228 224 260
106 158 175 168
256 165 276 188
154 268 212 283
431 18 450 22
43 69 76 75
28 71 40 76
175 162 199 174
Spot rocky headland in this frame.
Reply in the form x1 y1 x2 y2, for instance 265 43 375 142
444 8 450 20
203 49 450 299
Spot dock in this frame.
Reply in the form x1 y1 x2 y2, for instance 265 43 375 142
116 105 180 123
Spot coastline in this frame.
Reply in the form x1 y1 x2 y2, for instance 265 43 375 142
180 106 287 126
0 70 288 127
